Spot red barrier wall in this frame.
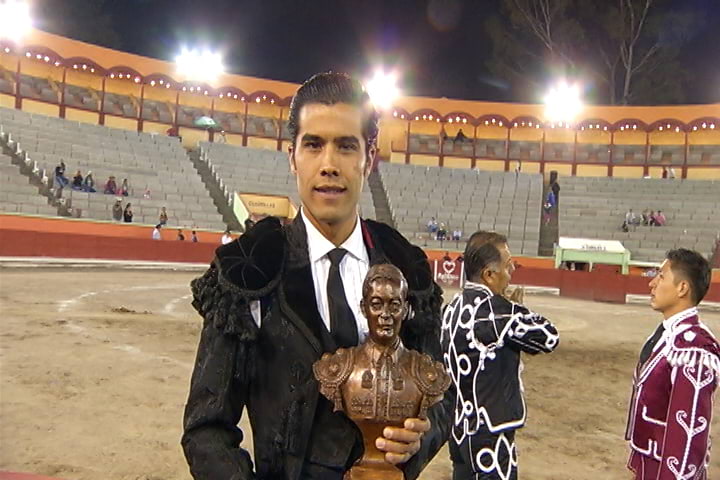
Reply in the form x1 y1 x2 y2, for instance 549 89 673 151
1 214 718 303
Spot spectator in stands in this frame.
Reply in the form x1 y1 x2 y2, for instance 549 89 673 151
221 228 233 245
641 209 650 226
625 208 638 226
655 210 666 226
104 176 117 195
159 207 168 226
550 179 560 200
217 130 228 144
437 223 448 241
152 224 162 240
118 178 130 197
71 170 83 191
123 203 133 223
622 221 630 233
177 229 185 241
648 210 658 226
662 167 668 179
427 217 438 234
53 162 68 189
143 188 152 199
546 190 556 209
668 167 676 179
83 171 96 193
112 200 123 222
452 228 462 241
191 230 199 243
454 128 468 144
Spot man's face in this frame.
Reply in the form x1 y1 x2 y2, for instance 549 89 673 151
485 243 515 296
289 103 374 226
362 279 407 347
649 260 687 313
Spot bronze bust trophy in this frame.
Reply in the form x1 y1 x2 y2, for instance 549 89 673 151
313 264 450 479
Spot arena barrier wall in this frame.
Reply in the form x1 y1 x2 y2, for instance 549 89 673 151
1 214 718 303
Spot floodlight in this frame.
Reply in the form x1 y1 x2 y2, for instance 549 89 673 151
366 69 400 110
175 48 224 83
543 80 583 123
0 0 32 42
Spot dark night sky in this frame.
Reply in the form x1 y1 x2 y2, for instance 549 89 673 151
32 0 720 104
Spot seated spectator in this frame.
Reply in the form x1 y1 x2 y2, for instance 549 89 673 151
625 208 639 226
83 171 96 193
217 130 228 144
641 209 650 226
191 230 199 243
221 228 233 245
621 221 629 233
177 229 185 241
654 210 666 226
427 217 438 234
104 176 117 195
143 188 152 199
452 228 462 241
118 178 130 197
152 224 162 240
454 128 468 144
53 162 69 189
112 199 123 221
123 203 133 223
648 210 657 226
668 167 676 179
159 207 168 225
437 223 447 241
71 170 83 190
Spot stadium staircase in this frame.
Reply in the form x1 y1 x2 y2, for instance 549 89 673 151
367 168 395 227
188 147 242 231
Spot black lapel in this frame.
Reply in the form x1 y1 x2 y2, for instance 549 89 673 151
281 215 336 353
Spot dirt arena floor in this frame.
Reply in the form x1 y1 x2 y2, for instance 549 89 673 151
1 268 718 480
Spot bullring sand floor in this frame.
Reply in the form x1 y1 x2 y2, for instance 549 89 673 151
0 269 718 480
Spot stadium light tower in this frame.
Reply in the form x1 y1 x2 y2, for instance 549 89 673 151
175 48 224 83
366 69 400 111
0 0 32 42
543 80 583 124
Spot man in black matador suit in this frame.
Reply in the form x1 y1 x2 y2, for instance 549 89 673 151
182 72 453 480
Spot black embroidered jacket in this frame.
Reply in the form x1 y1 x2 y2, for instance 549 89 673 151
182 215 452 480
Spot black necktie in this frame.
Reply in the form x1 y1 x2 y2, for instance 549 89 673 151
327 248 358 349
639 323 665 365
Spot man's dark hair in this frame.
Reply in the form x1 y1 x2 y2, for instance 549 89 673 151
666 248 711 305
287 72 379 150
464 231 508 282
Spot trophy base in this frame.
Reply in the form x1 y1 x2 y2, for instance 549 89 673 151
344 421 404 480
344 464 403 480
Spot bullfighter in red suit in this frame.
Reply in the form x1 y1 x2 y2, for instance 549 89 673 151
626 249 719 480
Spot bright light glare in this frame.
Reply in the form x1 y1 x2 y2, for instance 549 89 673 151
366 70 400 110
0 0 32 41
175 48 224 83
543 81 583 123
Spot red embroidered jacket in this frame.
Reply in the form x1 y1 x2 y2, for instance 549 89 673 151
626 307 719 479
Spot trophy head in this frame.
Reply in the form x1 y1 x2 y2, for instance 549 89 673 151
360 264 409 347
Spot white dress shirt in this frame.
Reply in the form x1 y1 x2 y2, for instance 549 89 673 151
249 209 370 343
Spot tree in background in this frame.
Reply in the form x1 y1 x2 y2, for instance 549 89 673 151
486 0 697 105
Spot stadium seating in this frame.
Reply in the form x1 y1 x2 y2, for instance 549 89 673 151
199 141 376 220
558 177 720 261
378 162 543 255
0 106 225 229
0 147 58 216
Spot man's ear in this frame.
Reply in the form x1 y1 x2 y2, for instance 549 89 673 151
364 143 377 177
288 144 297 175
676 279 691 300
360 299 368 318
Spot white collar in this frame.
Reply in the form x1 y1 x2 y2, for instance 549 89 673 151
662 306 698 331
301 208 368 264
464 280 494 296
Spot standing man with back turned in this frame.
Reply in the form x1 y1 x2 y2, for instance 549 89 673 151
441 231 559 480
626 249 718 479
182 72 452 480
